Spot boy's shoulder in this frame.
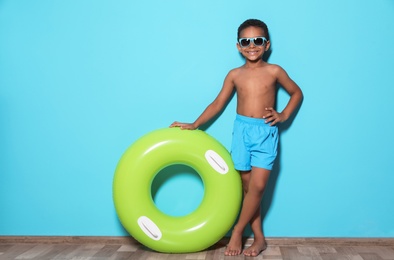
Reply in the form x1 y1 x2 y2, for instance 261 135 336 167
263 63 285 75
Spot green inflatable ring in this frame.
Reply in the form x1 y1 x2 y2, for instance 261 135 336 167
113 127 242 253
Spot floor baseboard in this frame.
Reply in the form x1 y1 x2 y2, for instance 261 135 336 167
0 236 136 245
1 236 393 246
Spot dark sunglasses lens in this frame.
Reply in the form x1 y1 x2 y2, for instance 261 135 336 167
240 39 250 47
254 38 264 46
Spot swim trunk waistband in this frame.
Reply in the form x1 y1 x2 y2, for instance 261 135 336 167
235 113 273 127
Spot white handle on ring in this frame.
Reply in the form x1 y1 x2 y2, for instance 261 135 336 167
205 150 229 174
138 216 162 240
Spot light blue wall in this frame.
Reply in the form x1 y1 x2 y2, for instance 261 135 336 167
1 0 393 237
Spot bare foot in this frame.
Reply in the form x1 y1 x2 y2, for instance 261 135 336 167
224 229 243 256
243 238 267 257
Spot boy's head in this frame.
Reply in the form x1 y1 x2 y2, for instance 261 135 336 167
237 19 270 41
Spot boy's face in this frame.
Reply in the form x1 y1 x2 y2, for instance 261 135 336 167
236 26 270 62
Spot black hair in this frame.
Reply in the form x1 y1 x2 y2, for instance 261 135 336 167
237 19 270 41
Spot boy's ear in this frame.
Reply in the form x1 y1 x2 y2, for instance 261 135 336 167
265 40 271 51
236 42 242 52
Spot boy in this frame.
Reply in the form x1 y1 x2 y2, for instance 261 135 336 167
170 19 303 257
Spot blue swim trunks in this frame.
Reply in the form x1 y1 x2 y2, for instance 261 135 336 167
231 114 278 171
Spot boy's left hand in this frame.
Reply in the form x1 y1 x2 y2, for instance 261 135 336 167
263 107 286 126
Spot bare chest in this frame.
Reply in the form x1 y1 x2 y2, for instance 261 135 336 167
234 70 277 94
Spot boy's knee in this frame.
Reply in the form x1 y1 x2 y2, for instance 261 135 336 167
248 181 266 195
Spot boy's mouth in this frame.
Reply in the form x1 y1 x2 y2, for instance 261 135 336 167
246 51 259 55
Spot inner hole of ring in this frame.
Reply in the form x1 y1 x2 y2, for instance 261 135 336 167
151 164 204 217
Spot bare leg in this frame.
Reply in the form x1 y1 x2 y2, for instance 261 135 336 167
243 205 267 256
224 170 250 256
243 167 269 256
224 167 270 256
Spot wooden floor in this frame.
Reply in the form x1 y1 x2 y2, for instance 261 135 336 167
0 237 394 260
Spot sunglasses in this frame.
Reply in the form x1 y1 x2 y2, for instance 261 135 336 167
238 37 267 48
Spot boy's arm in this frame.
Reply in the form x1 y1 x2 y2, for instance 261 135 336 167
264 66 303 125
170 71 236 130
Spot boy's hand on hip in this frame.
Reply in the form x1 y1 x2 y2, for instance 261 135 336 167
263 107 286 126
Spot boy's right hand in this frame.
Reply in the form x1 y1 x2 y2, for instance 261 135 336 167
169 121 197 130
